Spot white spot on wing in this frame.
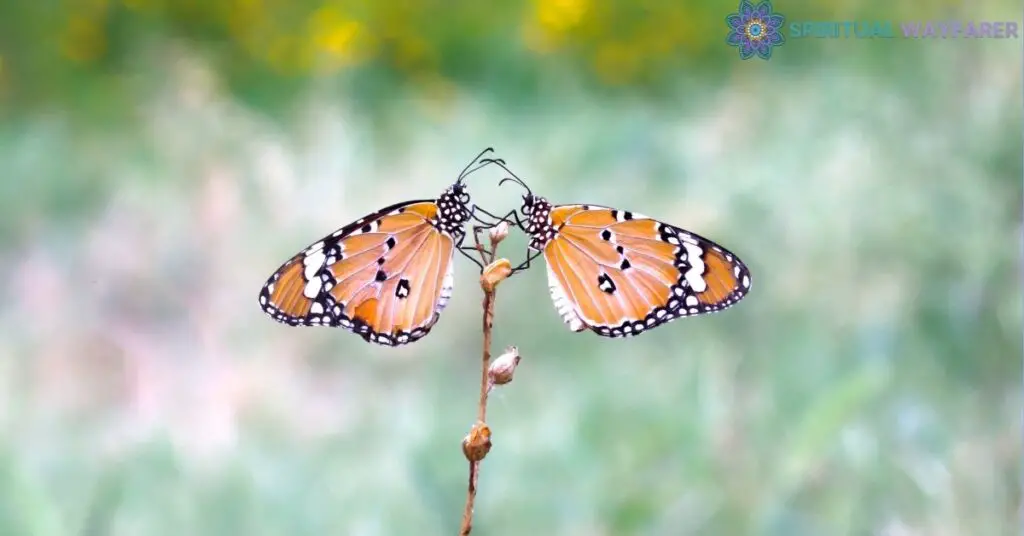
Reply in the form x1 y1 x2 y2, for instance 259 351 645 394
303 250 326 280
679 233 699 245
303 278 322 299
682 243 707 292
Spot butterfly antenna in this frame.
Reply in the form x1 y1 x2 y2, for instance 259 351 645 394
456 147 495 185
487 159 532 197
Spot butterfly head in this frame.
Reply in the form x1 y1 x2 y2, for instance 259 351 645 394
495 170 554 249
436 182 472 237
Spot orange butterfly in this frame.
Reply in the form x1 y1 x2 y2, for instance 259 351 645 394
478 159 752 338
258 148 502 346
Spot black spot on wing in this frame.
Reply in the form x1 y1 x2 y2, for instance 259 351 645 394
597 273 616 294
396 278 411 299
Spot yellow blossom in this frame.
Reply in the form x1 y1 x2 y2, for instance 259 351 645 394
536 0 589 34
308 6 372 73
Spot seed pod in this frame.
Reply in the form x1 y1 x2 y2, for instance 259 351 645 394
488 346 521 389
461 421 492 462
481 258 512 292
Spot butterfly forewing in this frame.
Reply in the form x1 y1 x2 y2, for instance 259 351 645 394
536 203 751 338
259 199 457 346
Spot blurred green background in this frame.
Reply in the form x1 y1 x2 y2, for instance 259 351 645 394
0 0 1021 534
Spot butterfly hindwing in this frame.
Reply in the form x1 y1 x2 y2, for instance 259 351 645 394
535 203 751 338
259 199 457 346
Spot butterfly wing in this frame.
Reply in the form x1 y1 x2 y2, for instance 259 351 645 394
542 205 751 337
259 200 456 346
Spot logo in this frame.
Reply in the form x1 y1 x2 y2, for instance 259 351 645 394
726 0 786 60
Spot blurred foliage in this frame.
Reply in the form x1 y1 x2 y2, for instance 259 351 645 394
0 0 992 119
0 0 1021 535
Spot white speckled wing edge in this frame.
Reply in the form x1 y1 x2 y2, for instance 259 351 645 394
545 262 587 332
436 249 455 314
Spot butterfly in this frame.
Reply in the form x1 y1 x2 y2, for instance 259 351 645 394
258 148 503 346
476 159 752 338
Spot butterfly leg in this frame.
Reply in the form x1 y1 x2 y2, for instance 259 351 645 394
468 207 538 275
469 206 514 225
509 248 542 274
454 232 485 271
469 211 501 226
470 206 525 230
457 223 512 272
457 221 518 272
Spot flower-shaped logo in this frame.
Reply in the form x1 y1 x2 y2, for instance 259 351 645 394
726 0 785 60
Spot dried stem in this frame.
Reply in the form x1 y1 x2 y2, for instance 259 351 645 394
458 226 505 536
477 285 496 423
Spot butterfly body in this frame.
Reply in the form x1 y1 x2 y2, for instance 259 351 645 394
517 193 752 338
259 178 478 346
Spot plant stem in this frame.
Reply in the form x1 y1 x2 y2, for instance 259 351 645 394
459 234 500 536
459 459 480 536
478 290 495 423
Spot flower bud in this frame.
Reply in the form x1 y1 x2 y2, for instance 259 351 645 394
487 346 520 390
461 421 492 462
488 221 510 246
480 258 512 292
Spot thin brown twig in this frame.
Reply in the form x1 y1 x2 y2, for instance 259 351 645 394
458 229 503 536
477 268 496 424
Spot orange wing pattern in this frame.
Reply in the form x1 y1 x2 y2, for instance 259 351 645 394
258 200 456 346
536 203 751 338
